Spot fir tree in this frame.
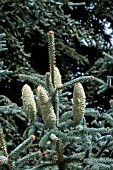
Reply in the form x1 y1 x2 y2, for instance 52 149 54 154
0 30 113 170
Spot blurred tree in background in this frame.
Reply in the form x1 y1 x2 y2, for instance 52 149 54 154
0 0 113 110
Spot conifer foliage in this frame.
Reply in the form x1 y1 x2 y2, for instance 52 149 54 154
0 0 113 109
0 31 113 169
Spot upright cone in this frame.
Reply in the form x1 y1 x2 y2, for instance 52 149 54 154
54 66 62 93
36 85 56 128
72 82 86 126
22 84 37 123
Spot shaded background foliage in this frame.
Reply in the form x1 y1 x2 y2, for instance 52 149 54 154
0 0 113 110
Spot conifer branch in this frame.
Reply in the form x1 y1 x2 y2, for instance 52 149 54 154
0 33 8 52
56 139 65 170
9 135 35 159
0 125 8 157
48 31 56 87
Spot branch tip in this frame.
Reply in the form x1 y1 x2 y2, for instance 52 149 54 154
49 31 54 34
91 75 94 80
31 135 35 140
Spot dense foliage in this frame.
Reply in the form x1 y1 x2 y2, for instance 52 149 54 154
0 1 113 168
0 0 113 106
0 30 113 170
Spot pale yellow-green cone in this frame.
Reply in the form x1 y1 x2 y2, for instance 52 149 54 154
22 84 37 123
54 66 62 93
72 82 86 126
36 85 56 128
